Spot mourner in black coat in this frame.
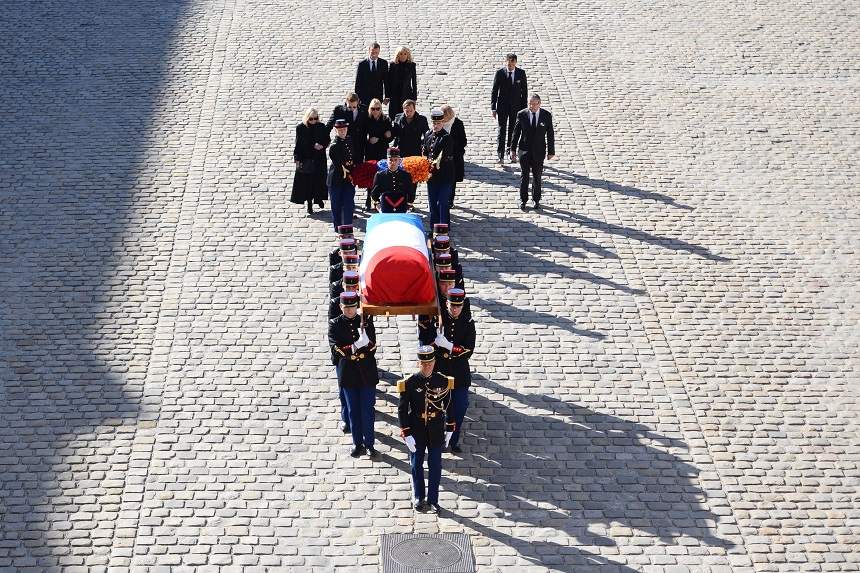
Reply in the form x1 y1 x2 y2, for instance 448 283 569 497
510 95 556 209
491 54 528 161
290 111 330 214
392 102 429 159
440 107 467 207
354 44 388 106
386 49 417 118
363 104 394 161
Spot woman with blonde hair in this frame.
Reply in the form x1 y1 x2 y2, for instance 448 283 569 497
362 98 393 208
440 105 467 209
290 107 330 215
386 46 418 118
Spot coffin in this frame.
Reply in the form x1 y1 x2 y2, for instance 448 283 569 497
358 213 438 316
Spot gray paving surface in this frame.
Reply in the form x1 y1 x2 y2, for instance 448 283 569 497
1 0 858 571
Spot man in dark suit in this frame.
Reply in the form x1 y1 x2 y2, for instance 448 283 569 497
354 42 388 107
491 53 528 164
511 94 556 210
326 93 366 162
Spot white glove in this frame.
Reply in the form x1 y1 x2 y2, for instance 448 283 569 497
352 329 370 352
444 432 453 447
404 435 417 453
434 328 453 352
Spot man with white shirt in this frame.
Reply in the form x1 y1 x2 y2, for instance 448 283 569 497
354 42 389 107
511 93 556 210
491 53 528 163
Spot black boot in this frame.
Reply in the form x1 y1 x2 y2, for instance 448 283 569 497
307 201 314 215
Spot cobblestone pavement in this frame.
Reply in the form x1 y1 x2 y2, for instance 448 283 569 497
1 0 858 571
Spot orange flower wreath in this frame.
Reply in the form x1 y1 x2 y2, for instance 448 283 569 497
401 156 432 184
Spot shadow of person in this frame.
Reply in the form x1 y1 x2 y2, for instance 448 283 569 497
462 160 517 186
543 165 696 211
437 374 736 550
469 296 606 340
443 511 641 573
0 2 191 567
538 206 731 262
446 209 642 295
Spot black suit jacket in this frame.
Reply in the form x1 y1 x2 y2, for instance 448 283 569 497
355 58 388 105
326 104 366 136
511 108 555 159
491 67 528 113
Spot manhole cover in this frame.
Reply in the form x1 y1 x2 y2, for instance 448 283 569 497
381 534 475 573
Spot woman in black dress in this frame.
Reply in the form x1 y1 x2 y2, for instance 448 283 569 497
290 107 330 215
441 105 467 209
386 46 417 119
362 99 393 208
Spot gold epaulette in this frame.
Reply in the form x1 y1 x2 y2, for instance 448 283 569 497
396 378 407 393
447 376 455 390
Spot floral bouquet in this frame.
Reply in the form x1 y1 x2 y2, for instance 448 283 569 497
401 156 431 184
350 160 379 189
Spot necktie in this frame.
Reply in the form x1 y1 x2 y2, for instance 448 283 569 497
371 60 375 73
532 112 536 128
509 70 513 84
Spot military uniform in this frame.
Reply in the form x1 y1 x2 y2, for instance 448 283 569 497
434 252 465 290
329 253 360 284
432 289 476 452
328 292 380 457
371 168 413 212
398 346 455 512
327 122 357 232
328 271 359 320
423 109 455 227
432 234 460 268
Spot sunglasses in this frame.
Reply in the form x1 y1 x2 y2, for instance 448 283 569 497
308 117 319 121
370 107 381 111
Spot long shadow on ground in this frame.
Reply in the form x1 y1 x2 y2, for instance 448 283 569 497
0 2 189 568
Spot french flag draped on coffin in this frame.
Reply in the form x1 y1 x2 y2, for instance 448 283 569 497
359 213 436 305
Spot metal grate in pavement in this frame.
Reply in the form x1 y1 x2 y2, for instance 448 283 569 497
380 533 476 573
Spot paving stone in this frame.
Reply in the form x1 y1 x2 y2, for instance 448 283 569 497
1 0 858 571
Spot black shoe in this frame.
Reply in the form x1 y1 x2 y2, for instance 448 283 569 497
519 202 527 211
497 153 504 164
307 204 314 215
533 202 542 210
427 503 441 514
450 445 462 454
367 447 380 459
365 197 371 210
413 499 427 512
339 422 350 434
316 200 324 208
350 445 366 458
